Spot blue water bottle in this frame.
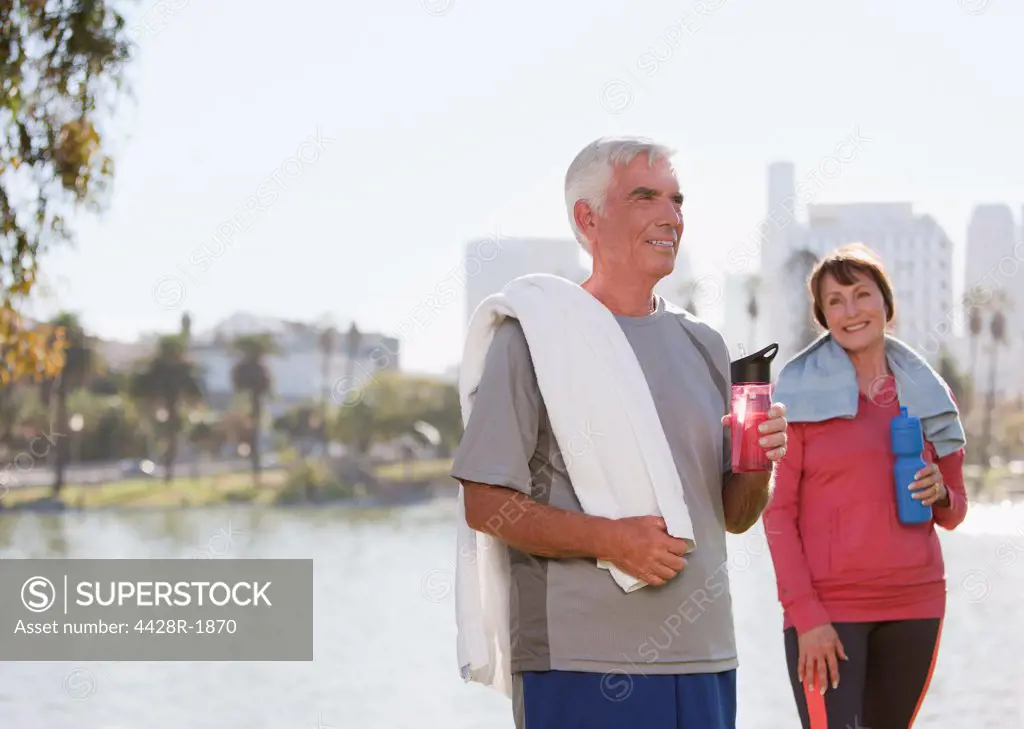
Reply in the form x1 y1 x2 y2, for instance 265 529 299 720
891 406 932 525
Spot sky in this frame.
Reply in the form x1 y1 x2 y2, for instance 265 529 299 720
31 0 1024 374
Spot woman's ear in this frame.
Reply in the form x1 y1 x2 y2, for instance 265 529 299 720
879 300 891 325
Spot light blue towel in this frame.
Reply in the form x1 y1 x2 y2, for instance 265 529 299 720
773 333 966 458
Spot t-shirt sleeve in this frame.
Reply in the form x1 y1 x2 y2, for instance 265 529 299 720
717 331 733 482
722 350 733 481
449 317 542 496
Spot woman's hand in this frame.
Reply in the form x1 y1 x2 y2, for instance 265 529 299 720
797 624 847 694
910 462 949 507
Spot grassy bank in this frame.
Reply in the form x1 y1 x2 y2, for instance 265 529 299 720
0 459 455 511
4 459 1016 512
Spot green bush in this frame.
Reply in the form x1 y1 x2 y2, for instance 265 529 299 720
275 459 364 505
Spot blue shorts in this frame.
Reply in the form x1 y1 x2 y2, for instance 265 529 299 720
513 669 737 729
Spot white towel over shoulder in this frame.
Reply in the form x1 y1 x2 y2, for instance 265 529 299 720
454 273 696 698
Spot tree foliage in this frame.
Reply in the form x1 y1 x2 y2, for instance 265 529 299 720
128 334 204 482
44 310 93 493
230 333 275 401
937 347 969 408
333 372 461 456
1 0 132 382
231 333 276 483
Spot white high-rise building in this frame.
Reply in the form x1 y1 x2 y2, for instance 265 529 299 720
760 162 955 368
463 237 588 326
960 204 1023 396
802 203 955 356
182 313 400 411
966 204 1016 296
761 162 808 367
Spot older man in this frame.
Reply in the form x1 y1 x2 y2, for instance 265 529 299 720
450 136 788 729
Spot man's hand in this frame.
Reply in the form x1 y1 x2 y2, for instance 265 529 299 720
720 402 788 533
603 516 691 586
759 402 789 462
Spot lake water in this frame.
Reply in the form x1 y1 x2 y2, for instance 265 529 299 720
1 497 1022 728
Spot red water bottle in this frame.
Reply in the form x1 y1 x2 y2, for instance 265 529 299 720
730 343 779 473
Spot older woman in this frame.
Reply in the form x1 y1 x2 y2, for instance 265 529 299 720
764 243 968 729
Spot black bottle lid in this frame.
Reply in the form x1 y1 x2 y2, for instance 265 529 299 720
730 343 779 384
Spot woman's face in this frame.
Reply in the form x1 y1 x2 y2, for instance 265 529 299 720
819 269 888 353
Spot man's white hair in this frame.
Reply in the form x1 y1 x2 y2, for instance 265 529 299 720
564 136 676 255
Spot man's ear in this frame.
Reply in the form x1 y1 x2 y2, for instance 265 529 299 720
573 200 595 240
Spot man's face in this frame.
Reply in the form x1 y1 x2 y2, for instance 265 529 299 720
582 155 684 280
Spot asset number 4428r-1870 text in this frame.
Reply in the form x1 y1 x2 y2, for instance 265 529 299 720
134 619 237 634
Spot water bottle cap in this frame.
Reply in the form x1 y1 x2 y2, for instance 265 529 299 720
730 343 779 384
891 406 920 433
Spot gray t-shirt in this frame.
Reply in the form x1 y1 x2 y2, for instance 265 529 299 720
451 296 737 677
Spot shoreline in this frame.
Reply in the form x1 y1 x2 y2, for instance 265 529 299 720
2 460 1020 515
0 459 456 514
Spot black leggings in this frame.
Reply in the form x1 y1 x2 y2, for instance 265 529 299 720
783 619 942 729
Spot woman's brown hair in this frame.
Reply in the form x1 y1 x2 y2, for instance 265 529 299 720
808 243 896 329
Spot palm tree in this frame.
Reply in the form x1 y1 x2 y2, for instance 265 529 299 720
977 292 1009 492
745 275 761 352
318 324 335 458
231 333 275 486
966 294 983 412
342 323 364 410
344 323 362 379
45 313 92 496
338 322 365 468
180 311 192 342
789 250 821 353
937 348 968 407
129 335 204 484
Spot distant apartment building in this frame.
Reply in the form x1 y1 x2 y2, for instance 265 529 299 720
802 203 955 353
190 313 400 409
966 204 1017 299
95 313 401 412
761 161 956 368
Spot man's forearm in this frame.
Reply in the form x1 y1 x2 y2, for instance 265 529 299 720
723 471 773 534
462 481 618 560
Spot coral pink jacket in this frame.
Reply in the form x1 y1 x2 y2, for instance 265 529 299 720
763 387 969 634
